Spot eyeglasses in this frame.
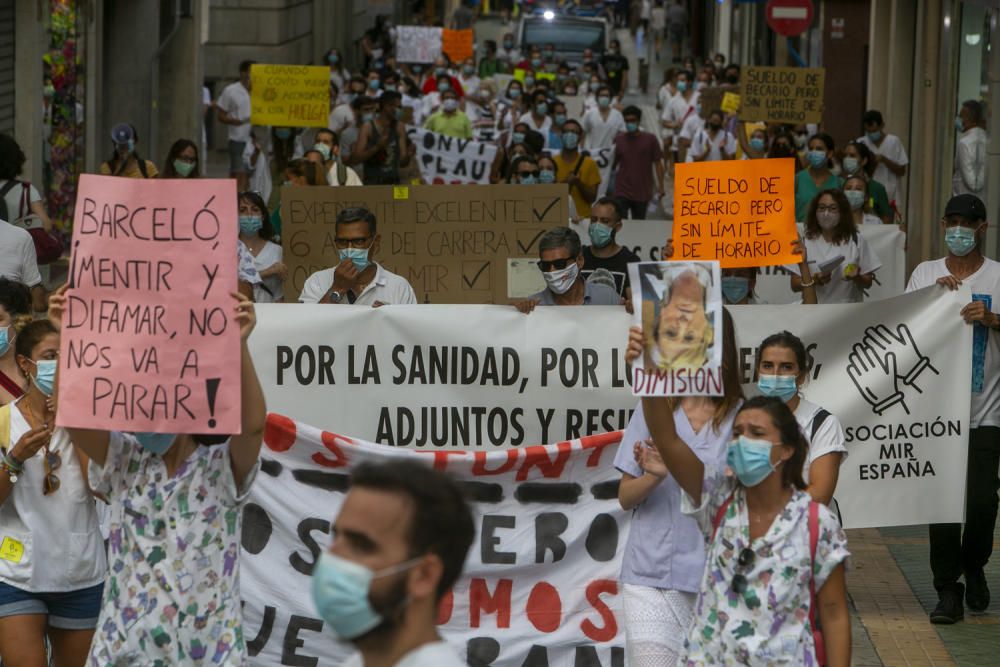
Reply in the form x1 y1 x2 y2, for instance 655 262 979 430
730 547 755 594
816 205 839 214
334 236 373 250
537 257 577 271
43 446 61 495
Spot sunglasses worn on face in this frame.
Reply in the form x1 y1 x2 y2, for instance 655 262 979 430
537 257 576 272
519 170 540 178
730 547 755 594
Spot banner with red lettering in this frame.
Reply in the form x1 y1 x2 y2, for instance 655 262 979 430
241 414 629 666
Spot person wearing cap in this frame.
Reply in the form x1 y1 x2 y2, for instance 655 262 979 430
215 60 255 192
100 124 158 179
906 193 1000 625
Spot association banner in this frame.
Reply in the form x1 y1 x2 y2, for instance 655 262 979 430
569 218 907 302
241 416 628 666
58 175 241 434
407 127 498 185
250 286 971 529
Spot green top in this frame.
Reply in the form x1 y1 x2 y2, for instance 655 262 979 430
424 111 473 139
795 169 843 222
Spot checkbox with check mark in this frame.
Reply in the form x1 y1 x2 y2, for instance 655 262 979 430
462 261 492 290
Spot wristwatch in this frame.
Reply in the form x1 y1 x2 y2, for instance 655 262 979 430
328 289 344 304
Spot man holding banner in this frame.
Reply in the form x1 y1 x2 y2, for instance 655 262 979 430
907 193 1000 624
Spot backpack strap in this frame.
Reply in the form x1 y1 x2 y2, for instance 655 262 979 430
336 159 347 186
810 409 831 441
0 180 18 222
710 490 735 542
808 500 821 628
136 157 150 179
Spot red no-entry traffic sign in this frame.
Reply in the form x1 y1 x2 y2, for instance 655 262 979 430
766 0 815 37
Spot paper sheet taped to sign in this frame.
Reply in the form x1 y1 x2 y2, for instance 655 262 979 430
672 158 799 268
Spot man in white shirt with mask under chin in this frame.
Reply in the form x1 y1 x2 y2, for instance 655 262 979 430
311 460 474 667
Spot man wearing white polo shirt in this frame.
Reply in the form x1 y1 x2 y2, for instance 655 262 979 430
299 207 417 306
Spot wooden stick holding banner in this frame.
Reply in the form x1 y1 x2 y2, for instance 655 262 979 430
56 175 241 434
672 158 798 268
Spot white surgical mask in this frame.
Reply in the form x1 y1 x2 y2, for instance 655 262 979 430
543 263 579 295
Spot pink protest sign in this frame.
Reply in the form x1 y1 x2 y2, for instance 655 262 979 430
56 174 241 434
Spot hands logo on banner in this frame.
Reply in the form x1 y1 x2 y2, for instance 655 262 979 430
847 324 939 416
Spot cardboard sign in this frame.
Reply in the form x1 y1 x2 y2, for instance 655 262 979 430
408 127 498 185
672 158 799 268
57 175 241 434
628 261 724 396
442 28 474 63
740 66 826 124
250 65 330 128
281 185 568 304
396 26 443 63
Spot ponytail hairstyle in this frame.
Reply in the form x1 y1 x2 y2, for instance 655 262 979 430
737 395 808 490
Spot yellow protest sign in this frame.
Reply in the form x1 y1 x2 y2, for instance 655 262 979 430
672 158 798 268
250 64 330 128
0 536 24 563
721 92 741 113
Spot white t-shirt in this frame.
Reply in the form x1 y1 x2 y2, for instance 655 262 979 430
862 212 883 225
662 92 699 136
329 104 356 134
859 132 908 204
242 142 273 204
678 114 705 143
251 240 284 303
0 403 107 591
0 221 42 287
217 81 252 142
907 257 1000 428
0 180 42 223
299 263 418 305
688 128 737 162
326 162 363 187
343 641 466 667
794 397 848 484
785 233 881 303
582 107 626 151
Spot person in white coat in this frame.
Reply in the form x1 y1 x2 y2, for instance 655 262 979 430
953 100 987 197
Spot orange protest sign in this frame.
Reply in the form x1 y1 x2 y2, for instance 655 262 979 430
442 29 474 63
672 158 798 268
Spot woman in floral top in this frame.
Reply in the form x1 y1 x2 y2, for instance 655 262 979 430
627 326 851 666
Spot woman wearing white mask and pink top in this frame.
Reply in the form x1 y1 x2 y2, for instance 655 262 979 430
786 189 880 304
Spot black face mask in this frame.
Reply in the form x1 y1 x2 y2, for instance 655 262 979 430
193 433 230 446
726 74 739 85
708 123 722 132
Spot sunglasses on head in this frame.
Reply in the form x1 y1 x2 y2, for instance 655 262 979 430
537 257 577 272
729 547 755 595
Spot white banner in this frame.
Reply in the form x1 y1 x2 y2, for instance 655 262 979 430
241 421 628 666
408 127 498 185
250 287 971 529
396 26 442 63
569 219 907 302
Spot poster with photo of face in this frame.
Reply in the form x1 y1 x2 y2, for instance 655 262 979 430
628 261 724 396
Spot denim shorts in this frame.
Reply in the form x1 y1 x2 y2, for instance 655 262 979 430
0 581 104 629
228 140 247 174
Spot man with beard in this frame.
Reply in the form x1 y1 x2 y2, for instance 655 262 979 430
312 460 475 666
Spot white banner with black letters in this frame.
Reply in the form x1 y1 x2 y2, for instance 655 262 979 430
408 127 498 185
249 288 971 529
241 420 627 666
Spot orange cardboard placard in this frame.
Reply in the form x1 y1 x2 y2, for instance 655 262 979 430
672 158 798 268
442 29 474 64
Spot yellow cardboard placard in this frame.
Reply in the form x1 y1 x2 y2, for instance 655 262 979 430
721 92 741 113
250 64 330 128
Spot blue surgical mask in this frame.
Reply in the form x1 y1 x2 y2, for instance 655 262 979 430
134 432 177 455
726 436 778 487
590 82 600 92
312 551 419 640
535 102 547 115
626 122 639 133
598 96 611 108
30 359 56 396
394 107 404 121
757 374 798 402
339 246 371 272
807 150 827 168
956 116 965 132
720 276 750 304
512 131 525 144
867 130 883 143
539 168 555 184
588 222 614 248
844 189 865 210
842 157 859 174
313 143 332 161
435 66 446 77
362 112 375 123
275 128 292 140
676 81 688 92
945 226 978 256
519 175 537 185
369 79 381 91
239 215 263 235
0 326 9 356
531 58 542 68
524 77 535 88
328 54 339 65
509 88 521 99
562 132 579 150
437 81 450 92
749 137 766 152
554 113 566 126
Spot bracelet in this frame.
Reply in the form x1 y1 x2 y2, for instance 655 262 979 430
1 453 22 483
800 279 816 288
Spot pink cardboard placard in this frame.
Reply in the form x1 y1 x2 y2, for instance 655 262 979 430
56 174 241 434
